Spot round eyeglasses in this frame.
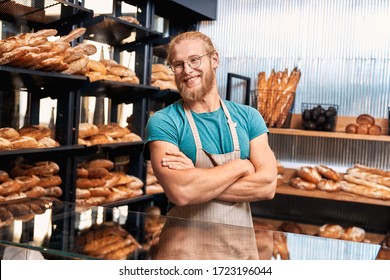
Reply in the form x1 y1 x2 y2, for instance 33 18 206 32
169 53 213 74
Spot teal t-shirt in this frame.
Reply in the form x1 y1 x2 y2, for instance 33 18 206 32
144 99 268 163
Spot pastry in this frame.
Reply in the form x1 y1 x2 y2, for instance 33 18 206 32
297 166 322 184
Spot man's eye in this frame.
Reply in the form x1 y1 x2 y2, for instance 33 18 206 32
173 63 183 68
189 57 199 63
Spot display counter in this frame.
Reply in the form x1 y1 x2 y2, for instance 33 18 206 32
0 198 388 260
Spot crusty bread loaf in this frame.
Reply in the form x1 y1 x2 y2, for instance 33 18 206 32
297 166 322 184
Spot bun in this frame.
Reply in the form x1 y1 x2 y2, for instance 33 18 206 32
44 186 63 197
87 134 114 146
74 43 97 56
341 226 365 242
24 186 47 198
38 175 62 188
356 124 369 134
318 224 344 239
0 179 23 195
76 188 91 199
289 177 316 190
38 136 60 148
368 124 382 135
297 166 322 184
315 165 340 181
10 136 39 149
15 175 40 191
78 123 99 139
87 60 106 75
0 171 9 183
0 127 19 140
18 125 51 140
98 123 130 139
87 167 109 179
77 167 89 178
316 179 341 192
0 137 12 150
345 123 357 134
82 159 114 171
356 114 375 126
76 178 106 189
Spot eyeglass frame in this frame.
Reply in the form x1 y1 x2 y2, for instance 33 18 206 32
168 52 214 74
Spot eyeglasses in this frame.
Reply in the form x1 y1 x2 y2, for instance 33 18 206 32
169 52 213 74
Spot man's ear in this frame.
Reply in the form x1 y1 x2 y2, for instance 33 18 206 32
211 52 219 68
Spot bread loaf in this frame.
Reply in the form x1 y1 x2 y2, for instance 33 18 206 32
297 166 322 184
356 114 375 126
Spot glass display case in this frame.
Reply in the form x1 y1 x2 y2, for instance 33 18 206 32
0 198 388 260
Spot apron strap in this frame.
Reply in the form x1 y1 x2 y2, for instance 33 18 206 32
184 104 203 151
220 99 240 152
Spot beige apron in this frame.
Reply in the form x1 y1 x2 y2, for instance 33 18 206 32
154 99 259 260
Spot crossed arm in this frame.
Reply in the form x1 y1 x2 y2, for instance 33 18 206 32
148 133 277 206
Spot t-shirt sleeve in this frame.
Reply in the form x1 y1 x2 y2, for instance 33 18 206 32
144 111 179 159
248 106 269 140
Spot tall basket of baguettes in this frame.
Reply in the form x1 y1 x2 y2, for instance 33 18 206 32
256 68 301 128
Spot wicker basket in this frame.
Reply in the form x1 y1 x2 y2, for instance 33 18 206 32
301 103 339 131
257 89 296 128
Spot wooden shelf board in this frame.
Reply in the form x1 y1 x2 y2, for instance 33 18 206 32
252 216 385 244
269 128 390 142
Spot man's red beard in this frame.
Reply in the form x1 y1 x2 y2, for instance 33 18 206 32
176 70 215 102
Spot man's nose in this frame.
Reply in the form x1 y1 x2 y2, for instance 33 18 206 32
182 62 193 73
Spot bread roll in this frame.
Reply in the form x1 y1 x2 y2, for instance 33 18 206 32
10 136 39 149
0 137 13 150
289 177 316 190
18 125 51 140
82 159 114 171
98 123 131 139
315 165 340 181
79 123 99 139
368 124 382 135
356 114 375 126
316 179 341 192
318 224 344 239
0 170 9 183
356 124 369 134
345 123 357 134
341 226 365 242
297 166 322 184
0 127 19 140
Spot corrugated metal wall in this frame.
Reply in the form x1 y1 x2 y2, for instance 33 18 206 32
199 0 390 169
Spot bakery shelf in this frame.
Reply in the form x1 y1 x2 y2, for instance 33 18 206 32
0 145 88 160
83 14 161 46
252 216 386 245
81 80 159 102
0 65 88 94
0 0 93 31
276 183 390 207
269 128 390 142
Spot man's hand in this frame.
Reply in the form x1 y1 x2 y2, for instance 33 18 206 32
161 150 195 170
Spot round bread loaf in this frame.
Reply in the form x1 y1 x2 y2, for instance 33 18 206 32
368 124 382 135
356 114 375 126
356 124 370 134
341 226 365 242
0 127 19 140
318 224 344 239
315 165 340 181
345 123 357 134
297 166 322 184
